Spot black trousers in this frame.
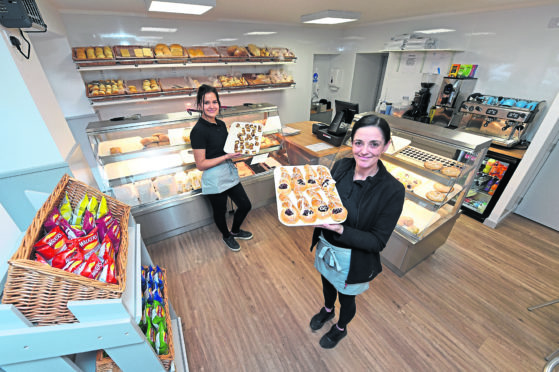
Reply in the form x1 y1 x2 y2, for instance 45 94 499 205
206 183 252 238
321 275 357 329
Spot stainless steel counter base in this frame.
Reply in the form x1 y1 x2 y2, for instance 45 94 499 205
133 173 276 244
381 212 460 276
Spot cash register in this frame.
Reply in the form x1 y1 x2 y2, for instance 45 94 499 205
313 100 359 147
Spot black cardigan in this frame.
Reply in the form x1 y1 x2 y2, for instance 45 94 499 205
310 158 405 284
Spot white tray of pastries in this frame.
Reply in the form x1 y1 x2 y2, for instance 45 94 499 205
274 165 347 226
98 137 144 156
224 122 264 155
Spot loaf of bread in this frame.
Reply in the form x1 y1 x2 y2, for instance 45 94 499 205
170 44 183 56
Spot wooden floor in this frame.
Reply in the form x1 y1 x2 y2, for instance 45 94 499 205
147 205 559 372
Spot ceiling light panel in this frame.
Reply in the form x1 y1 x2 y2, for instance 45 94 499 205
141 27 178 33
244 31 277 35
414 28 455 34
301 10 360 25
148 0 216 15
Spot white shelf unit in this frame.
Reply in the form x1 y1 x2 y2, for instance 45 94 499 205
76 60 296 71
0 219 189 372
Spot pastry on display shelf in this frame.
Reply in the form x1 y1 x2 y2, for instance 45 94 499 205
188 76 222 89
218 75 248 88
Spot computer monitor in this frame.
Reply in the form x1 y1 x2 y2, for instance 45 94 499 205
327 100 359 135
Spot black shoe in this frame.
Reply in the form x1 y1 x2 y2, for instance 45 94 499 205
230 229 253 240
310 307 335 331
223 235 241 251
319 324 347 349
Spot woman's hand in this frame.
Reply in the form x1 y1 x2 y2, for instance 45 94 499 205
225 152 241 160
317 223 344 235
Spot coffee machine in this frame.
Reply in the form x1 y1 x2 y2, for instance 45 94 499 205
403 73 439 123
453 94 545 147
430 77 477 127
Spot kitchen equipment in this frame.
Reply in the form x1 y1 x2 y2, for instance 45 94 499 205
453 94 545 147
402 73 440 122
430 77 477 127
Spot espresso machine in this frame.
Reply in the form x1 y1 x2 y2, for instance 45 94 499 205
430 77 477 127
402 73 439 123
453 94 545 147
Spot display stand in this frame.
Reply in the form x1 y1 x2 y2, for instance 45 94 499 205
0 218 189 372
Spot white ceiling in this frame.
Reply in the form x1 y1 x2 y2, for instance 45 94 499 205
49 0 555 27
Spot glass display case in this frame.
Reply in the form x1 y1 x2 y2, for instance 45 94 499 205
86 103 288 243
336 112 492 276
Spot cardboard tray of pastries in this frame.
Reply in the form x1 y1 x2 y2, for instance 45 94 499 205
274 165 347 226
215 45 251 62
113 45 155 64
218 75 249 89
153 43 188 62
260 135 280 149
86 79 126 101
268 47 296 61
72 46 115 66
125 79 161 95
187 76 222 89
159 77 195 94
242 73 272 86
186 46 220 62
269 69 294 86
246 44 274 61
234 161 256 178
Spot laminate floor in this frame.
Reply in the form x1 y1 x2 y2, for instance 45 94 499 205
147 205 559 372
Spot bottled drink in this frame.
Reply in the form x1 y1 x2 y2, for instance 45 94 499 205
483 159 495 174
484 178 495 192
488 180 500 195
489 161 500 177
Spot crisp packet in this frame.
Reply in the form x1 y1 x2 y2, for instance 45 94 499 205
98 234 115 262
97 196 109 219
75 226 100 259
98 257 117 284
60 192 73 221
63 258 84 274
82 210 96 234
44 208 62 233
87 196 99 216
96 213 114 242
77 252 103 279
72 193 89 227
59 217 86 239
34 226 68 261
35 253 50 265
151 300 166 325
51 243 80 269
156 327 169 355
106 220 121 253
147 320 157 350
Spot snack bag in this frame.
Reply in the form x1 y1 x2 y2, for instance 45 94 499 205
60 192 73 221
98 234 115 262
63 258 84 274
51 243 80 269
34 226 68 261
71 193 89 226
106 220 121 253
155 328 169 355
78 252 103 279
87 196 99 216
146 319 157 350
97 257 117 284
59 217 86 239
75 226 100 259
96 213 114 242
82 210 96 234
44 208 62 233
35 253 50 265
151 300 166 325
97 196 109 219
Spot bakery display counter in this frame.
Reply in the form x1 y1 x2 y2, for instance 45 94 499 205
86 103 289 243
335 112 492 275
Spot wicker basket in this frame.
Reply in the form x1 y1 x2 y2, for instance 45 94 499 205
1 174 130 326
95 268 174 371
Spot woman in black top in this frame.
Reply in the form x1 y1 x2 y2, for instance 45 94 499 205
309 114 405 348
190 84 252 252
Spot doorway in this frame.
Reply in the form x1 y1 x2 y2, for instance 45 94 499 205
350 52 388 113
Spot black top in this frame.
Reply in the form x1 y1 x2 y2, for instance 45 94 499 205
311 158 405 284
190 117 228 159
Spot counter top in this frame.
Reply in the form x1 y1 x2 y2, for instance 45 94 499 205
283 121 351 157
488 146 527 160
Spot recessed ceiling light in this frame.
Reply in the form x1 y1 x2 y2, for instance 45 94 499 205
301 10 360 25
148 0 215 15
99 33 135 39
465 32 496 36
217 38 238 42
244 31 277 35
141 27 178 33
415 28 456 34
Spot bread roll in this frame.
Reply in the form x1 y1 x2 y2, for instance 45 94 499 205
170 44 183 56
86 48 95 59
110 147 122 155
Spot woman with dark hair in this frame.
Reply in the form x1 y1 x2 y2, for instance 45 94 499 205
309 114 405 348
190 84 252 252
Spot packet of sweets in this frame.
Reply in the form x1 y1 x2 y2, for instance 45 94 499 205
98 257 117 284
44 208 62 233
156 327 169 355
87 196 99 216
146 319 156 350
34 225 68 261
82 210 96 234
60 192 72 221
97 196 109 219
59 217 86 239
151 300 166 325
71 193 89 227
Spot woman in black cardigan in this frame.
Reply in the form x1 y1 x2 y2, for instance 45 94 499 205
309 114 405 349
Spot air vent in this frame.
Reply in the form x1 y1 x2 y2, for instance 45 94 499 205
0 0 47 32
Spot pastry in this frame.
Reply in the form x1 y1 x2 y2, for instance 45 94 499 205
121 48 130 58
110 147 122 155
316 203 331 219
133 48 143 58
140 137 154 146
300 207 317 224
277 178 292 194
76 48 86 60
426 190 445 202
280 207 299 224
424 160 443 170
406 225 420 235
441 166 461 177
331 204 348 222
247 44 261 57
397 216 414 227
86 47 95 59
434 183 454 193
170 44 183 56
142 48 153 57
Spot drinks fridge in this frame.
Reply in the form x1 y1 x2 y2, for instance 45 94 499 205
461 151 519 222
